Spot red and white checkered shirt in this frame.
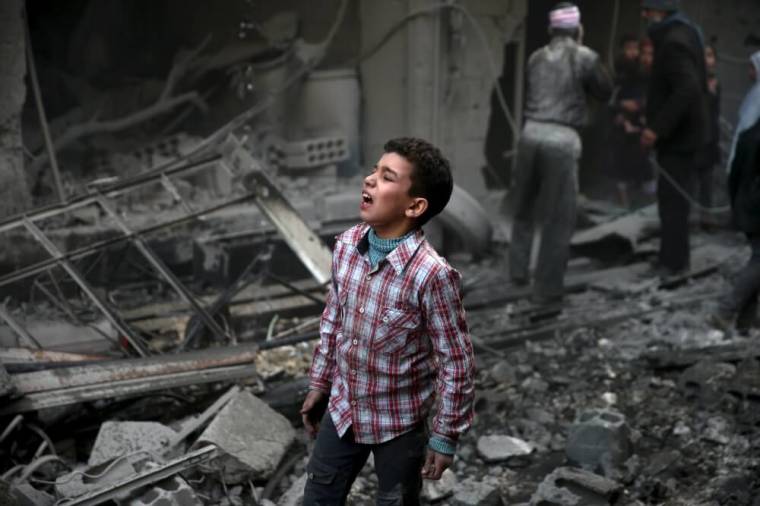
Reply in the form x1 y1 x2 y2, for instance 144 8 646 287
309 223 475 445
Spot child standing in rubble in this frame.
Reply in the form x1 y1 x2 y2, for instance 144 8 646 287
299 137 475 505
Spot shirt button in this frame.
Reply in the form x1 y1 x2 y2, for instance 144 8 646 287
352 339 358 345
358 306 365 314
366 274 372 280
382 316 389 323
351 400 357 406
351 369 357 375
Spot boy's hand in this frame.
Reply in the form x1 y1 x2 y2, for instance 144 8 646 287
421 449 453 480
300 390 327 438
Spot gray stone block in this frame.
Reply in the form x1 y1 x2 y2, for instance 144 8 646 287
421 469 458 502
196 390 296 483
477 435 534 463
565 409 631 478
451 477 501 506
530 467 621 506
88 421 179 466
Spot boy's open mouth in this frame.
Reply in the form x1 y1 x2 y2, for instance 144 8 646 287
361 192 373 205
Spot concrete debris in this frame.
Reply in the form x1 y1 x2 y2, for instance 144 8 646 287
565 409 631 479
488 360 517 385
451 476 502 506
10 483 54 506
421 468 458 502
196 390 296 483
476 435 534 463
530 467 622 506
0 362 13 398
120 470 201 506
89 421 180 467
56 457 136 499
276 473 306 506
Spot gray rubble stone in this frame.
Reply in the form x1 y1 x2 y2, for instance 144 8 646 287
477 435 534 463
9 483 51 506
277 473 306 506
196 390 296 483
489 360 517 385
565 409 631 478
421 468 458 502
0 362 14 398
88 421 179 466
451 476 501 506
530 467 621 506
56 458 136 499
120 466 201 506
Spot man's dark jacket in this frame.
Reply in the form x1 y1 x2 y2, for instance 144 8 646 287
646 16 709 154
729 119 760 235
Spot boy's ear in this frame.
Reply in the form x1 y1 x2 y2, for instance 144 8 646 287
405 197 428 219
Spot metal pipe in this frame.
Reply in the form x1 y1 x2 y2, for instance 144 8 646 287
95 195 233 346
23 7 65 203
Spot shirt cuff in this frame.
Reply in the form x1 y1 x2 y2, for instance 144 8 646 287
309 380 331 394
428 436 456 456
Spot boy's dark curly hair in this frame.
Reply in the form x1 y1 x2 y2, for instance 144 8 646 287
384 137 453 226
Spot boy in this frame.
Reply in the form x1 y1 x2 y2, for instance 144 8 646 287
300 137 475 505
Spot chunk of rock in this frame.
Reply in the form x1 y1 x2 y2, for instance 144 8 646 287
422 468 458 502
88 421 179 466
489 360 517 385
122 467 201 506
56 458 136 499
196 390 296 483
477 435 534 463
530 467 621 506
451 476 501 506
277 473 307 506
10 483 53 506
565 409 631 479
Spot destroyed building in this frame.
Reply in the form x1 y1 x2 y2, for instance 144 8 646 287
1 0 759 505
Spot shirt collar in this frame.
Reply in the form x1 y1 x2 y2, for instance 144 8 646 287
354 225 425 275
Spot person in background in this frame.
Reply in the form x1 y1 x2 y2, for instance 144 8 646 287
640 0 708 277
508 2 612 305
711 51 760 334
609 35 652 208
694 43 722 230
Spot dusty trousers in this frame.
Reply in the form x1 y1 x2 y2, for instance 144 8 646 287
656 152 695 272
509 120 581 300
302 412 427 506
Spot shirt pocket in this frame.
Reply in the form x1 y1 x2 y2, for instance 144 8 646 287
372 307 421 353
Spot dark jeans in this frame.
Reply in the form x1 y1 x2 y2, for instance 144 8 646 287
509 122 580 299
657 152 695 271
719 234 760 329
303 412 428 506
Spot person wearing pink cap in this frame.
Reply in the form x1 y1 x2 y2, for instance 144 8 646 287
509 2 612 305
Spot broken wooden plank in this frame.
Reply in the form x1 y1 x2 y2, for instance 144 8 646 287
1 364 257 414
10 344 258 395
571 204 659 260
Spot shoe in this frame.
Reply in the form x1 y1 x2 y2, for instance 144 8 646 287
530 294 564 307
511 277 530 288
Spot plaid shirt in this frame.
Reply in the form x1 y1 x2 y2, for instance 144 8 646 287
309 223 475 445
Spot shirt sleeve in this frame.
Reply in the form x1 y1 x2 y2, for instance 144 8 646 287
308 246 341 393
421 266 475 446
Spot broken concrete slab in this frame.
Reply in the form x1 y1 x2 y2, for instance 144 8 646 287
56 457 136 499
120 472 202 506
0 362 13 398
196 390 296 483
10 483 53 506
530 467 622 506
421 468 457 502
88 421 180 467
476 435 534 463
565 409 631 479
451 476 501 506
277 473 307 506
